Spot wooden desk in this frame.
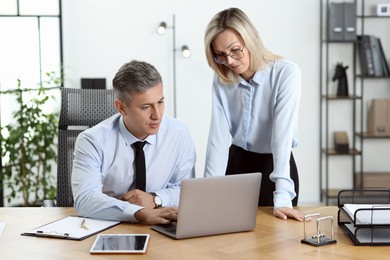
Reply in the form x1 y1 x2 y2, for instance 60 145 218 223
1 206 389 259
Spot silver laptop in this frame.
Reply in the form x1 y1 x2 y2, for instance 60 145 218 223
151 172 262 239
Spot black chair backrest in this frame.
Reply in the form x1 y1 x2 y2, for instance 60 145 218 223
56 88 118 207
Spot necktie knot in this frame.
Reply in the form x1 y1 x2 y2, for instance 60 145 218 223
133 141 146 151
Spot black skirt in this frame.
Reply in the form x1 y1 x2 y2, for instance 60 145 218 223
225 144 299 206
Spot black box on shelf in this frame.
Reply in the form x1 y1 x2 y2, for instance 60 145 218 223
334 131 349 153
81 78 106 89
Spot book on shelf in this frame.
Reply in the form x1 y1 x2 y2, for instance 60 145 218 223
369 36 384 77
358 35 390 77
378 40 390 76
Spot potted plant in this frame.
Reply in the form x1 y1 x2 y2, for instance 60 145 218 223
0 72 60 206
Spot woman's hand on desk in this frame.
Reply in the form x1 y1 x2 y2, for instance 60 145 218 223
134 207 178 225
273 207 305 221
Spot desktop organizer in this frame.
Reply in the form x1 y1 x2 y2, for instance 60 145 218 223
337 189 390 246
301 213 337 247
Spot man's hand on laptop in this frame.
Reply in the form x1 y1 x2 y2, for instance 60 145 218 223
273 207 305 221
134 207 178 225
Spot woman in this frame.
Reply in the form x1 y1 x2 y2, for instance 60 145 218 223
204 7 304 221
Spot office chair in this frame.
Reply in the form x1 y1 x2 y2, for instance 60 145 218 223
56 88 118 207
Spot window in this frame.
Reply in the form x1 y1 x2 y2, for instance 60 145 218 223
0 0 62 206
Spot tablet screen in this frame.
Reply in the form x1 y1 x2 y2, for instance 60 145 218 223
90 234 150 254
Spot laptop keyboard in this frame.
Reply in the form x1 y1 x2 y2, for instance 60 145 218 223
165 227 177 235
159 222 177 235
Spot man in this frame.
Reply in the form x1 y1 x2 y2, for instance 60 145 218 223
72 60 196 225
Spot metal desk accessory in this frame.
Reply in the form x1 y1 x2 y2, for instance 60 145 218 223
301 213 337 246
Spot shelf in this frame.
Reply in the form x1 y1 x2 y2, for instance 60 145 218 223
322 189 343 198
321 39 356 43
355 74 390 79
357 15 390 19
320 0 390 206
322 148 361 156
356 133 390 139
322 94 361 100
355 172 390 188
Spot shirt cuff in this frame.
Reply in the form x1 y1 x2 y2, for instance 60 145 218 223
273 190 293 208
272 176 296 208
122 204 144 223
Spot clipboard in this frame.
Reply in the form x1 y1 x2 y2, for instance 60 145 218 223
21 216 120 240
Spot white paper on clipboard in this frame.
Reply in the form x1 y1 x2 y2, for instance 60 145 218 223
22 216 120 240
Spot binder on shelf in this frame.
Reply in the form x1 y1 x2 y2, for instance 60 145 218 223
328 2 356 41
21 216 120 240
337 189 390 246
328 3 344 41
343 2 357 41
369 36 384 77
358 35 390 77
378 39 390 76
358 35 375 76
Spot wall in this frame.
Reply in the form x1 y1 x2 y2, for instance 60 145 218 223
62 0 320 204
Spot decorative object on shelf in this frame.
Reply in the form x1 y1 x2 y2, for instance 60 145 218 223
334 131 350 154
367 98 390 136
328 2 356 41
377 3 390 16
332 63 349 96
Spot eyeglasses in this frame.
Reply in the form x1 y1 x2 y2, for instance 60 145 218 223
213 46 245 65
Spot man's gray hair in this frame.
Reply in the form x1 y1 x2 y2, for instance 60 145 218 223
112 60 162 103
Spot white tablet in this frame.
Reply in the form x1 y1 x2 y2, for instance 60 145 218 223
89 234 150 254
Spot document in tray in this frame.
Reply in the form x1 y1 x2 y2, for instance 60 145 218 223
22 216 120 240
343 204 390 225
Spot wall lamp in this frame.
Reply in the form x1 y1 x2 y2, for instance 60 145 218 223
157 14 190 117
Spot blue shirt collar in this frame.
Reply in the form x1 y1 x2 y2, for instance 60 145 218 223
118 116 156 146
237 62 272 88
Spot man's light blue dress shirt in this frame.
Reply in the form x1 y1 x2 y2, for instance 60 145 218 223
204 60 301 208
72 113 196 222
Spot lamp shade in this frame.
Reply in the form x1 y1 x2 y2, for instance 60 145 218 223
181 45 191 58
157 22 167 35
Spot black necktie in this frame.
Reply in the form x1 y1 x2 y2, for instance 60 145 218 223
132 141 146 191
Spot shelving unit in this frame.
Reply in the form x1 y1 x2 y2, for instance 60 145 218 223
320 0 359 205
320 0 390 205
354 0 390 195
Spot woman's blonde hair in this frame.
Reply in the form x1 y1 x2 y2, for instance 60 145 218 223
204 7 281 83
